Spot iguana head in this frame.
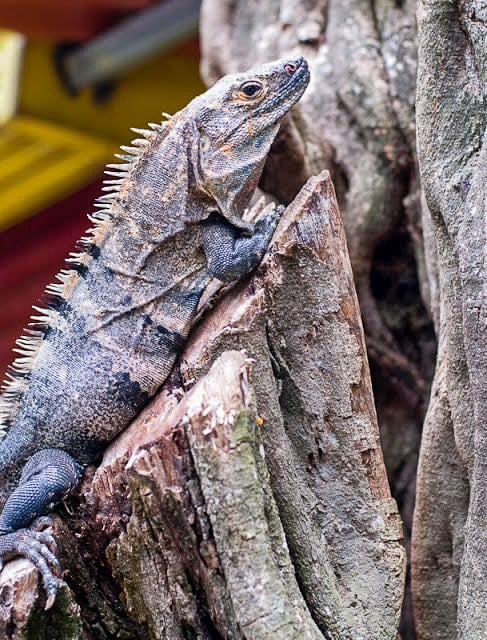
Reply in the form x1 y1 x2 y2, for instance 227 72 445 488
190 57 310 230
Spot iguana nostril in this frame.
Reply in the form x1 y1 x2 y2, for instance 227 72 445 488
285 62 298 74
284 57 304 74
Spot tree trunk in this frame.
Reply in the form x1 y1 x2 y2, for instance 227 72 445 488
200 2 430 637
0 173 404 638
412 2 487 638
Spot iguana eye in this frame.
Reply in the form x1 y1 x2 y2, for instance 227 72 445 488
238 81 264 100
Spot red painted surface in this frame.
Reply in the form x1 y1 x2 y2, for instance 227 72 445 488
0 178 104 377
0 1 157 40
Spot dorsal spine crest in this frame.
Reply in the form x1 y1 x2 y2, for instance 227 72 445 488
0 114 175 433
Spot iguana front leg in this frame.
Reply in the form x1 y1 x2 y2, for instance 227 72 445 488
0 449 83 608
202 205 283 282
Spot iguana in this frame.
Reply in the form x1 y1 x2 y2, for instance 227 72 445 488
0 56 309 607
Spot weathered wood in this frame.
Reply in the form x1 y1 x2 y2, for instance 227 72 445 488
413 1 487 637
0 560 82 640
199 5 431 635
183 171 406 638
0 172 403 638
106 350 324 640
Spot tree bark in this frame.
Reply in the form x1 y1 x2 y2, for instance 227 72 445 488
413 2 487 638
0 173 404 638
200 2 429 637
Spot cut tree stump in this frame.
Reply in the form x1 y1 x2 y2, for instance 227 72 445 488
0 172 405 639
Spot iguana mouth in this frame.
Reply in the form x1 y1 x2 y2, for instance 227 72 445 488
257 56 310 123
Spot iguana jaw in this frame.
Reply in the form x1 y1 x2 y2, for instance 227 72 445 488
256 56 310 124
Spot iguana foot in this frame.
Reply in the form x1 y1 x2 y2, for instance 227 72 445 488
0 524 60 609
0 449 83 609
202 203 285 282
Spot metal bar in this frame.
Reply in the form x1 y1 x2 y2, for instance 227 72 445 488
62 0 201 91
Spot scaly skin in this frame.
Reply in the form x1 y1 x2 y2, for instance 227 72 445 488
0 56 310 607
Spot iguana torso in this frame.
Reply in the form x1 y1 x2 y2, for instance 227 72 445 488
0 56 310 607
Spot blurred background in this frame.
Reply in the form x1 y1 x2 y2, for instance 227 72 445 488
0 0 203 374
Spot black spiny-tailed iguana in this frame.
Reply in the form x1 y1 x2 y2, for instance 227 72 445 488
0 57 310 607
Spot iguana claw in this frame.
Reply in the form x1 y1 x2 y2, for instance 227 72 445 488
31 515 56 532
0 525 60 609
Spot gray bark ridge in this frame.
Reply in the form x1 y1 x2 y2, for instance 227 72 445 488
414 1 487 638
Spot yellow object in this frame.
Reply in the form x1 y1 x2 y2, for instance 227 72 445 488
0 116 114 230
0 39 203 230
0 30 24 126
19 40 205 143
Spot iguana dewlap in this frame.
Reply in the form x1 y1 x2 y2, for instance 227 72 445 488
0 56 309 608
